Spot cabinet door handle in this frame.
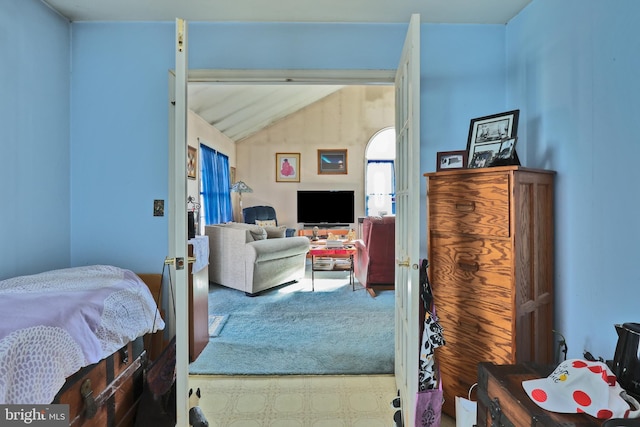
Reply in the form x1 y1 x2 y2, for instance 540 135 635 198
455 201 475 212
457 261 479 272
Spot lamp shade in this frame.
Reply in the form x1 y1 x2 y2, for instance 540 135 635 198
230 181 253 194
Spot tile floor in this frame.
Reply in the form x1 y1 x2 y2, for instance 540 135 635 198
188 375 456 426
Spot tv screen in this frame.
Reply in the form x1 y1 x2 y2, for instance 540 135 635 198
297 191 355 225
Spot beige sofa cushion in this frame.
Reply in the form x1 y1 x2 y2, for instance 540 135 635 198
264 225 287 239
223 222 267 241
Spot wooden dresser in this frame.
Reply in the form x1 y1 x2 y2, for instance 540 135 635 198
424 166 555 417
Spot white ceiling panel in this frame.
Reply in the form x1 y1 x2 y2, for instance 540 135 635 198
189 84 344 142
43 0 531 25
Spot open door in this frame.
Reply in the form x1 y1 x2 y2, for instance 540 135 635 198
394 13 421 427
169 18 190 427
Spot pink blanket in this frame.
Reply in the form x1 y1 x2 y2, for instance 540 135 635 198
0 265 165 404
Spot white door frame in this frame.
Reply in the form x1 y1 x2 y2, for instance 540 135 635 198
170 22 421 427
170 18 190 427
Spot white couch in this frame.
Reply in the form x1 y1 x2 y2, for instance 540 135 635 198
205 223 310 296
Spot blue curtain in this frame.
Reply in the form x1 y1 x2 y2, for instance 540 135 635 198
200 144 232 225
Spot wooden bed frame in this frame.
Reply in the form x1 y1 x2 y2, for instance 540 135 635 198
52 273 165 427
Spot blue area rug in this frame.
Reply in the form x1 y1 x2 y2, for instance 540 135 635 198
189 275 395 375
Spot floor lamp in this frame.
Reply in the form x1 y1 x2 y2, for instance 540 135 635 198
230 181 253 220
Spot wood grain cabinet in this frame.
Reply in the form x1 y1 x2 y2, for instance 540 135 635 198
424 166 555 417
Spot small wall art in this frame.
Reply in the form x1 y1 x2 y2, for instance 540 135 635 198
276 153 300 182
317 149 348 175
187 145 197 179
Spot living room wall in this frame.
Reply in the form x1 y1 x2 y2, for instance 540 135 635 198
187 109 236 231
235 85 395 230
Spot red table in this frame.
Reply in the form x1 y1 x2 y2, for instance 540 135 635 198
308 246 357 291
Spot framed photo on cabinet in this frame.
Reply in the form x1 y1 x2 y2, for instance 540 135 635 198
466 109 520 168
276 153 300 182
436 150 467 171
317 149 347 175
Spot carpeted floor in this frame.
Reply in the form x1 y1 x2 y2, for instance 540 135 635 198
189 272 395 375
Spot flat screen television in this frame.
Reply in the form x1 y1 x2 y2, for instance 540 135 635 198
297 190 355 226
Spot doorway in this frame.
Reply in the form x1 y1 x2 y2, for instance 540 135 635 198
187 78 397 373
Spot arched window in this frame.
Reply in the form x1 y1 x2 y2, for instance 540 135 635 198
365 127 395 216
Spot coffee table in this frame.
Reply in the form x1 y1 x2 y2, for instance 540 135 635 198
308 245 357 291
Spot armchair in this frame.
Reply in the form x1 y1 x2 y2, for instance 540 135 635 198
354 216 395 297
242 205 295 237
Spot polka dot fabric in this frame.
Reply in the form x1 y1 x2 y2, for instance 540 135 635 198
522 359 640 420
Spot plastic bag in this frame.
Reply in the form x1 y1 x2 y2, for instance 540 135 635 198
455 383 477 427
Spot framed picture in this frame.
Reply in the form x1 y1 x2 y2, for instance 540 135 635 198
230 166 236 185
466 109 520 168
436 150 467 171
468 136 520 169
187 145 197 179
276 153 300 182
487 136 518 167
318 149 348 175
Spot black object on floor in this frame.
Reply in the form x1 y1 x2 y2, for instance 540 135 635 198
393 409 403 427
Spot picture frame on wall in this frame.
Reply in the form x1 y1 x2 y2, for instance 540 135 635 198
187 145 197 179
436 150 467 171
317 149 348 175
466 109 520 168
276 153 300 182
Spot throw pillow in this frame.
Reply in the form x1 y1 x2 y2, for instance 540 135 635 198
255 219 277 227
249 227 267 241
264 225 287 239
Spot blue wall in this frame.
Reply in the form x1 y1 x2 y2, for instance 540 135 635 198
5 0 637 361
508 0 640 360
0 0 71 279
68 21 505 275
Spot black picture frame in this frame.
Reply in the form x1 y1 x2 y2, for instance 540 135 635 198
466 109 520 168
436 150 467 171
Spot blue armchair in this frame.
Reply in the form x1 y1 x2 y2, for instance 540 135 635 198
242 205 296 237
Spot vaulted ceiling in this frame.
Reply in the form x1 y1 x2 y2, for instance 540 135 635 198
43 0 531 142
188 84 345 142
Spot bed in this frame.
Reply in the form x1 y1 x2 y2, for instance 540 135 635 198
0 264 165 423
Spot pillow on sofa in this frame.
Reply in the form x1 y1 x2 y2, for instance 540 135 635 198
223 222 267 241
255 219 277 227
264 225 287 239
248 226 267 241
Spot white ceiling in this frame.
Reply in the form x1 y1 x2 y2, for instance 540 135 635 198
42 0 531 142
43 0 531 24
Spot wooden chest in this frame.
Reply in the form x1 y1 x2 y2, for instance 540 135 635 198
53 340 146 427
477 362 601 427
425 166 555 416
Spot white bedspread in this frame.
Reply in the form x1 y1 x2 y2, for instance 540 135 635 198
0 265 165 404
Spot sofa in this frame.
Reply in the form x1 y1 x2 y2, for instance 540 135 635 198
205 222 310 296
354 216 395 297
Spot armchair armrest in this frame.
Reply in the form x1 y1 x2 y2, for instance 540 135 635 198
353 239 370 283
